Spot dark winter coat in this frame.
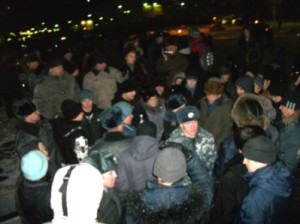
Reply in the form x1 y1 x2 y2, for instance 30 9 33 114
54 119 89 164
276 110 300 171
210 154 248 224
155 53 189 86
237 161 294 224
116 135 160 192
213 135 239 180
81 105 105 146
97 189 122 224
27 63 46 97
199 95 233 151
16 175 53 224
34 72 80 119
15 119 62 176
125 150 214 224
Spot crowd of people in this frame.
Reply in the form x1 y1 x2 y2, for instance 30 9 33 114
0 24 300 223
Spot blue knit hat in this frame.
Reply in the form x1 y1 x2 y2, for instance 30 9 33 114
79 89 94 102
21 150 48 181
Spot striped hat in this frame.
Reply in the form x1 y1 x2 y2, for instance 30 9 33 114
281 95 299 110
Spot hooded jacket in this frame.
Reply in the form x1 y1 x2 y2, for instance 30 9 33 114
238 161 294 224
116 135 160 192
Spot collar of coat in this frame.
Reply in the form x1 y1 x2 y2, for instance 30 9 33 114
282 110 300 125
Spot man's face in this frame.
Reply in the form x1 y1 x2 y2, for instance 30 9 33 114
102 170 117 189
180 120 198 138
243 157 259 173
125 51 137 65
220 74 230 83
206 94 221 105
96 62 107 71
146 96 159 108
236 86 245 96
122 91 136 101
155 86 165 95
186 79 198 88
49 65 64 76
279 105 295 118
24 111 40 123
81 99 93 113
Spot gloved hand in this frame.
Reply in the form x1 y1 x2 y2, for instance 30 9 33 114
159 141 192 161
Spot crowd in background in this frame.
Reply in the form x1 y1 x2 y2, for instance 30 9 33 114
0 24 300 223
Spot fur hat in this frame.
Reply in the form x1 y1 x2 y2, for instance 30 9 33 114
21 150 48 181
231 93 269 130
165 94 187 110
153 147 187 183
84 151 118 174
79 89 94 102
61 99 82 120
176 105 200 124
13 98 37 120
242 135 277 164
236 75 254 93
137 121 157 138
100 106 124 129
112 101 133 118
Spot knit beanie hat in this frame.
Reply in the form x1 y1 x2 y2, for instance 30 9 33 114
176 105 200 123
165 94 187 110
118 80 137 95
153 147 187 183
21 150 48 181
236 75 254 93
79 89 94 102
47 58 63 68
137 121 157 138
242 135 277 164
100 106 124 129
61 99 82 120
112 101 133 119
281 94 300 110
13 98 37 120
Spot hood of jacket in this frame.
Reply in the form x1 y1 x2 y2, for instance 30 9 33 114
128 135 159 161
245 161 294 198
231 93 269 130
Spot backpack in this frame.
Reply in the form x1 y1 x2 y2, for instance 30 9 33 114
199 47 214 71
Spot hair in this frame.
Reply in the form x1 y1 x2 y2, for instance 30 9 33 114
204 80 224 95
233 125 265 150
123 46 137 59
